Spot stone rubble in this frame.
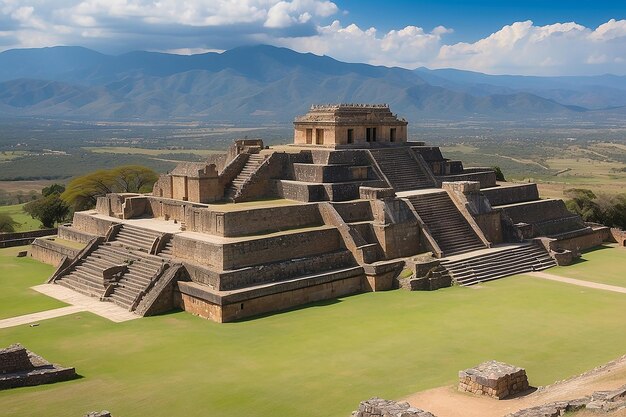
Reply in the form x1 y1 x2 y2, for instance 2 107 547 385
351 397 436 417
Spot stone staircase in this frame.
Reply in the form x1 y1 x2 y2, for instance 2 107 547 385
113 224 162 252
369 148 434 192
158 240 174 258
225 154 265 200
55 242 168 310
406 191 486 256
440 244 556 286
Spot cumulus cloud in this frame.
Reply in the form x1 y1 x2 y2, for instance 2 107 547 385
435 20 626 75
0 0 625 75
274 20 450 68
276 19 626 75
0 0 339 52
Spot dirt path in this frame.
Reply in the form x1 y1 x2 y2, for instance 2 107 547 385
404 356 626 417
527 271 626 294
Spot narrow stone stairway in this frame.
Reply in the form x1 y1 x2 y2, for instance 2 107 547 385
406 191 486 256
113 224 163 252
369 148 434 192
225 154 265 200
441 244 556 286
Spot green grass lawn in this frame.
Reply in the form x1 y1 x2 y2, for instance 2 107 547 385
0 203 43 231
1 249 625 417
549 244 626 288
0 246 65 319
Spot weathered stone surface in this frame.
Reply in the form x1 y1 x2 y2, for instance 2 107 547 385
506 384 626 416
351 398 436 417
458 360 529 399
84 411 112 417
0 343 77 390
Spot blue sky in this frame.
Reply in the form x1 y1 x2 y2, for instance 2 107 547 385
336 0 625 42
0 0 625 75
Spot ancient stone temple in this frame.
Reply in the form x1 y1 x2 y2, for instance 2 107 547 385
41 104 613 322
294 104 408 147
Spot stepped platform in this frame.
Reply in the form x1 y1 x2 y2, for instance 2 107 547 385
369 148 434 192
440 243 556 286
405 191 486 256
178 264 364 322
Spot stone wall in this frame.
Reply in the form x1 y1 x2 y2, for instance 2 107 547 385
171 227 341 270
30 238 82 266
502 199 572 225
0 228 57 248
610 228 626 246
481 184 539 206
72 212 117 236
458 361 529 399
0 344 33 374
351 398 436 417
0 344 77 390
58 224 98 243
178 271 364 322
436 170 497 188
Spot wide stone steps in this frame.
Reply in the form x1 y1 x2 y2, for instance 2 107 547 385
112 224 163 252
406 193 485 256
441 244 556 286
55 239 169 311
369 148 434 192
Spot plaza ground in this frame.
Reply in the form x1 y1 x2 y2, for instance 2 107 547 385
0 245 624 417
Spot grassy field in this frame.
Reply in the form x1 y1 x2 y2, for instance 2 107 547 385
0 246 64 319
1 248 625 417
0 203 43 231
83 147 223 156
549 244 626 288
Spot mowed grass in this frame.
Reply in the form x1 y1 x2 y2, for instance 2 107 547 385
1 251 625 417
0 203 43 231
0 246 64 319
549 244 626 288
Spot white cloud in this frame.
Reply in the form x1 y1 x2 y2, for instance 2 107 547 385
434 20 626 75
276 19 626 75
276 20 449 67
0 0 625 76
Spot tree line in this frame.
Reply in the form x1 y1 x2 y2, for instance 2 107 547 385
0 166 157 233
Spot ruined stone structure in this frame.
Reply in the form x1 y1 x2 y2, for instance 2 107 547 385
0 343 77 390
458 361 530 399
351 398 436 417
43 104 614 322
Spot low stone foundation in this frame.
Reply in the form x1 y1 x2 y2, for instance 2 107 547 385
30 237 82 267
506 384 626 416
351 398 436 417
0 343 77 390
458 360 529 399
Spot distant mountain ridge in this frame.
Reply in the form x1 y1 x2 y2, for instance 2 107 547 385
0 45 623 122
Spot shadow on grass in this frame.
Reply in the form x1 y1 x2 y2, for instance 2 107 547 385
233 297 346 323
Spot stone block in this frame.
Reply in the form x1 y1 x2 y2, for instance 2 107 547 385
458 360 529 399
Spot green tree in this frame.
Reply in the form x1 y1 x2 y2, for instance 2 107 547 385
564 188 602 223
0 213 19 233
492 166 506 182
42 183 66 197
62 165 158 211
23 194 70 228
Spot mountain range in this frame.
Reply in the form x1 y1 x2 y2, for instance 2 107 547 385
0 45 625 122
